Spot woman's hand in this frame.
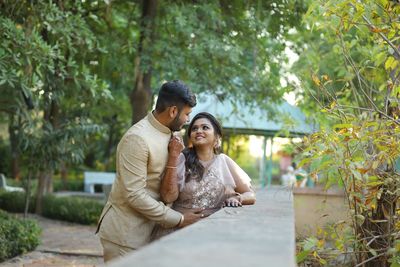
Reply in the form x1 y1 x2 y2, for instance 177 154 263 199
224 193 242 207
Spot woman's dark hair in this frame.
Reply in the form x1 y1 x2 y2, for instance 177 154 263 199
182 112 223 182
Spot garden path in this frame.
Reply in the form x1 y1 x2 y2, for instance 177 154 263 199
0 214 104 267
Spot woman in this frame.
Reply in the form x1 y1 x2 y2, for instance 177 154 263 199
156 112 256 236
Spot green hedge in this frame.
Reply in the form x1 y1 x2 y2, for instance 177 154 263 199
0 209 41 262
0 191 35 213
42 195 103 225
6 178 84 192
53 179 84 192
0 191 103 225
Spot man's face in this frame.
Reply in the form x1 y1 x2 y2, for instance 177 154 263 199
169 105 192 131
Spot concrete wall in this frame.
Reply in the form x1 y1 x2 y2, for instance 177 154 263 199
293 186 349 237
109 187 296 267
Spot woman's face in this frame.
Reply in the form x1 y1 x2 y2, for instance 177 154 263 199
189 118 217 148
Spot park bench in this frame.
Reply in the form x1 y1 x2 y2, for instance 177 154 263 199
83 171 115 194
0 173 25 192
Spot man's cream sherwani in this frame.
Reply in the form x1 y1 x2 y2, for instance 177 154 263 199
96 112 182 248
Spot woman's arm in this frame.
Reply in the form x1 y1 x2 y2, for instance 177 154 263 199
160 137 184 204
239 191 256 205
224 155 256 205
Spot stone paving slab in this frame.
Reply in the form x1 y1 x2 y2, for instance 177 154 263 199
35 215 103 256
1 251 103 267
0 214 104 267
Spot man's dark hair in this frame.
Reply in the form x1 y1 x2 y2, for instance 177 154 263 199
155 80 196 112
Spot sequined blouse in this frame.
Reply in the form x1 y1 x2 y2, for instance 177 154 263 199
173 153 250 210
151 153 252 241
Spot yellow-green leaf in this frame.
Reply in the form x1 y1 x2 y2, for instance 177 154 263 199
385 56 398 70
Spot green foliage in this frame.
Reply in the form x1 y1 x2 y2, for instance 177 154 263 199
223 135 260 184
92 0 308 108
0 190 35 213
293 0 400 125
297 223 355 266
295 0 400 266
0 0 312 188
0 191 102 225
6 176 84 192
0 209 41 262
0 1 113 211
280 143 295 156
301 119 400 265
52 179 84 192
42 195 103 225
0 138 10 176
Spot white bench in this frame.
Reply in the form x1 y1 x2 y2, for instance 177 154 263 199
0 173 25 192
84 171 115 194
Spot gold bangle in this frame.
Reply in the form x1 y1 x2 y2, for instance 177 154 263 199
165 166 177 169
178 214 184 227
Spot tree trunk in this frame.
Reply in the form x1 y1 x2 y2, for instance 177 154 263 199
104 115 117 170
60 161 68 190
8 115 21 180
24 170 33 217
363 189 396 267
35 97 59 213
42 99 59 194
35 170 47 214
130 0 158 125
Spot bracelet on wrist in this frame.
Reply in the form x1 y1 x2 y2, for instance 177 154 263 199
165 166 177 169
178 214 184 227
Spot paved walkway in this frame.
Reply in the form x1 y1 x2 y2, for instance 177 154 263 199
0 214 104 267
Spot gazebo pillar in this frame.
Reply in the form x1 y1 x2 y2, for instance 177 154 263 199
267 137 273 186
259 137 267 188
260 136 274 188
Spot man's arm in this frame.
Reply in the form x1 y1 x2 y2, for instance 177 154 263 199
118 134 181 228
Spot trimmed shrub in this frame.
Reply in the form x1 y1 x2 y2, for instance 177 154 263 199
0 191 102 225
0 190 35 213
0 209 41 262
53 179 84 192
7 177 84 193
42 195 103 225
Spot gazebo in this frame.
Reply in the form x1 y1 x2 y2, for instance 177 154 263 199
189 94 316 187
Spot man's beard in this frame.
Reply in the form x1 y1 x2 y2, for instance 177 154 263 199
169 110 183 131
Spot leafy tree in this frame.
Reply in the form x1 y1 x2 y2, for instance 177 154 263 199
88 0 309 124
0 1 110 213
80 0 310 166
0 0 311 214
295 0 400 266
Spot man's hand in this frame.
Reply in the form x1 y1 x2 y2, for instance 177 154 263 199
178 208 208 228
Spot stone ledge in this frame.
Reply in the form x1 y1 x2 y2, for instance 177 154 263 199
293 185 345 197
109 187 296 267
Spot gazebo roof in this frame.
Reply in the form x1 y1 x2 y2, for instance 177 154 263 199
190 94 315 137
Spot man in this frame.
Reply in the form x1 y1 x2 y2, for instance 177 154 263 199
96 80 203 262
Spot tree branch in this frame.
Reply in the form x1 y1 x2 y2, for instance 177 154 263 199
347 2 400 58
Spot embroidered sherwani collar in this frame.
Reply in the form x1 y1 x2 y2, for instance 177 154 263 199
148 111 171 134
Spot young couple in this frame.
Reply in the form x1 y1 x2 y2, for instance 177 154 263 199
96 80 256 262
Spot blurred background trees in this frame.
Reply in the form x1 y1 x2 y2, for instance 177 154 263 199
0 0 308 212
1 0 399 265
